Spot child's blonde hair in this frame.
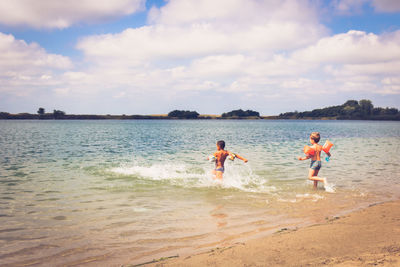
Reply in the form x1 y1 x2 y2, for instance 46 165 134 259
310 132 320 143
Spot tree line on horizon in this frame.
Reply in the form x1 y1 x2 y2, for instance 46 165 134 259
1 109 68 120
0 108 261 120
167 110 199 119
167 109 260 119
221 109 260 118
0 108 166 120
1 100 399 120
278 100 399 120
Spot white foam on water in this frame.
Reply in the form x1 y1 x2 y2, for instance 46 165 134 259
305 179 336 193
278 193 325 203
324 184 336 193
296 193 325 202
218 164 277 193
323 177 336 193
132 207 148 212
111 163 201 180
109 161 276 193
277 198 297 203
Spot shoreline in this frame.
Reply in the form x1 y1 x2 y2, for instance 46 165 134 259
1 117 400 121
141 199 400 266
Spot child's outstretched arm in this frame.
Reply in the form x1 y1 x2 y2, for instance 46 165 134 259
325 151 331 157
298 155 310 160
233 153 248 163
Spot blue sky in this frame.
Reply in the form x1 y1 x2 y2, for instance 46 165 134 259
0 0 399 115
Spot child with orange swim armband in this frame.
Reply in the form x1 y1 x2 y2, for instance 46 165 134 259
298 132 332 189
207 140 248 180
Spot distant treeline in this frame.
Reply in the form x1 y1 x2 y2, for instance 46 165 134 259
222 109 260 118
167 110 199 119
166 109 260 119
278 100 400 120
0 113 173 120
1 101 399 120
1 108 258 120
0 109 170 120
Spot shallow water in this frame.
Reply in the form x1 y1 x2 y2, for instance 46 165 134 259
0 120 399 266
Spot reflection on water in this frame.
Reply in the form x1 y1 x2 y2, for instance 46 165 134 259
210 205 228 228
0 120 399 266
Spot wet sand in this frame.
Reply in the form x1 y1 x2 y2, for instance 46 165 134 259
144 200 400 266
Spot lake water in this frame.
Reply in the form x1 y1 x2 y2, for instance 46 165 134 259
1 120 399 266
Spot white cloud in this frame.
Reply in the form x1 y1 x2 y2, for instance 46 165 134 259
324 60 400 95
0 32 72 95
148 0 319 26
288 30 400 95
331 0 368 14
0 33 72 71
72 0 328 106
381 77 400 94
77 22 324 65
327 61 400 76
371 0 400 13
293 30 400 64
332 0 400 13
0 0 145 29
189 55 246 78
77 0 327 65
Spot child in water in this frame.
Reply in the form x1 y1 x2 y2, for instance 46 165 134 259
208 140 248 180
298 132 331 189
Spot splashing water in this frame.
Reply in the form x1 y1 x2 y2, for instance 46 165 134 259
110 160 277 193
323 177 336 193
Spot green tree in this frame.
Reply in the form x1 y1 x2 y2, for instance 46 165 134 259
343 100 359 107
359 99 373 116
37 107 45 116
0 112 10 119
221 109 260 118
278 99 399 120
53 110 66 119
384 107 399 115
372 107 383 115
168 110 199 119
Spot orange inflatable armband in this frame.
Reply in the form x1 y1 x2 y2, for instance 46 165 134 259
322 140 333 153
304 145 315 156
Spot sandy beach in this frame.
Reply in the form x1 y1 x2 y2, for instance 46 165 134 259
143 200 400 267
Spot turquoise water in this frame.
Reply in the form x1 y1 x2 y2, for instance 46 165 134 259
1 120 400 266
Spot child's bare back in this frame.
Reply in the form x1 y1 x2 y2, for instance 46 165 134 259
208 140 248 180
